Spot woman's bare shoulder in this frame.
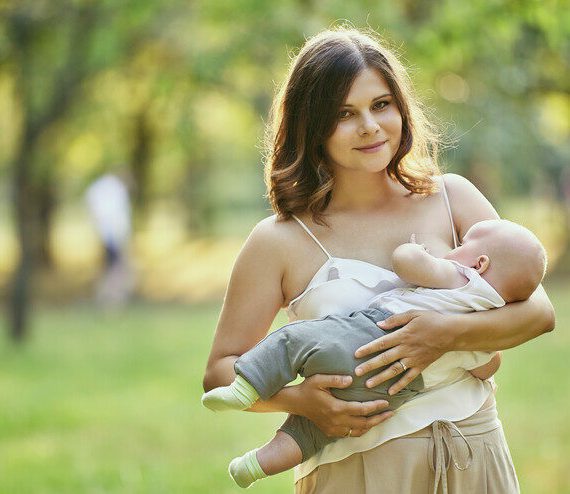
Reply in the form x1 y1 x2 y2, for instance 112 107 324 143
442 173 495 209
228 215 308 309
442 173 499 237
441 172 480 194
244 214 303 259
249 214 300 242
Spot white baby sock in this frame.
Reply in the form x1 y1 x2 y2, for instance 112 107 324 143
228 449 267 488
201 375 259 411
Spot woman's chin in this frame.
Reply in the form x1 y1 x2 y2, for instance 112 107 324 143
334 162 390 175
357 164 390 174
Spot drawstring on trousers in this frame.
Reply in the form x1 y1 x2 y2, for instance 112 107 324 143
428 420 474 494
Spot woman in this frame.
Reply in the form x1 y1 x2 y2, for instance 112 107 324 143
203 28 554 493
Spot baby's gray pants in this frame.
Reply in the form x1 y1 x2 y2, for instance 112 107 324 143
234 308 424 461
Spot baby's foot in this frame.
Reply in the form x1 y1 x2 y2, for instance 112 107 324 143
201 375 259 411
229 449 267 488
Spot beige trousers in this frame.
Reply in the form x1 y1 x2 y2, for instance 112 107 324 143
295 395 519 494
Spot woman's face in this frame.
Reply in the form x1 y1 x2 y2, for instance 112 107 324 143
324 68 402 175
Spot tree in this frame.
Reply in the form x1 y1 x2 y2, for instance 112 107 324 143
5 4 100 341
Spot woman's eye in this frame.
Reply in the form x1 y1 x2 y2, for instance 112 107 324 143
373 101 388 110
338 110 352 120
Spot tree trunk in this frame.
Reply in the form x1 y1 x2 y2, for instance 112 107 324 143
37 178 56 268
129 109 152 226
6 6 99 341
10 125 38 342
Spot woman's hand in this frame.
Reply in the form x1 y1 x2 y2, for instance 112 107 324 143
354 310 456 395
289 374 394 438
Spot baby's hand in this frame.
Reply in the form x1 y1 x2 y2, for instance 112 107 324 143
409 234 429 253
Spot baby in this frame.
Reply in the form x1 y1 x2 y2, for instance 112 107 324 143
202 219 547 488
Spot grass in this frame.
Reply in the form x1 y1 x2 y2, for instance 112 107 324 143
0 278 568 494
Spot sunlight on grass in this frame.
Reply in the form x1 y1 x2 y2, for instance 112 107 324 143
0 278 568 493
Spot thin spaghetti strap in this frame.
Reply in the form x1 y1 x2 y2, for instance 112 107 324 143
291 215 333 259
440 176 459 248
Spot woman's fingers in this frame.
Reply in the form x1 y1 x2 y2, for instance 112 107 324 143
376 310 421 331
388 367 423 395
328 401 394 437
355 347 401 377
325 399 392 438
351 411 395 436
313 373 353 390
348 411 395 437
362 360 409 388
343 415 375 433
344 399 390 416
299 374 395 437
354 311 423 358
354 332 399 358
364 410 394 429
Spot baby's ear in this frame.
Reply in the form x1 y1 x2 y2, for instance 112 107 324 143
475 255 490 274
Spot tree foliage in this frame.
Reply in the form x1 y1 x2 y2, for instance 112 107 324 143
0 0 568 340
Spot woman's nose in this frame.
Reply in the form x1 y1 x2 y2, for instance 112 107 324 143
359 112 380 135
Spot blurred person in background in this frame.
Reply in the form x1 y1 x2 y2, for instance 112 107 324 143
85 171 135 307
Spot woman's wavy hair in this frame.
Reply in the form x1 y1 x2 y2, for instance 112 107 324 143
264 27 442 225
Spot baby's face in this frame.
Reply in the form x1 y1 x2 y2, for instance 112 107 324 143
443 221 501 267
445 219 544 301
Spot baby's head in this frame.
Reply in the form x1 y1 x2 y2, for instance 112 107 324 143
444 219 547 302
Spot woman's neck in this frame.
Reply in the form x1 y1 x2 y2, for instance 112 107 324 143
328 170 402 212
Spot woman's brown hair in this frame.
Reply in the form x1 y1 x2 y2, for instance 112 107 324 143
264 27 442 225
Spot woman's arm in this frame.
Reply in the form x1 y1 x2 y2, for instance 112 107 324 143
355 287 553 393
202 217 286 391
353 174 555 394
203 217 391 437
448 283 554 350
441 172 555 350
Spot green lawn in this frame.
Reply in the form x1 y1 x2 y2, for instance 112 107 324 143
0 278 568 493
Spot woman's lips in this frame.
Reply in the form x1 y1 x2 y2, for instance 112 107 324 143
355 140 387 153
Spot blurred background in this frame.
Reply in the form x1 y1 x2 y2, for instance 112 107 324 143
0 0 568 492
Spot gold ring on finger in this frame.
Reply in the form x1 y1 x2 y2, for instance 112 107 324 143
398 360 407 372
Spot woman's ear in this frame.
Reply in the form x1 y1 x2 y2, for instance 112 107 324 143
475 255 490 274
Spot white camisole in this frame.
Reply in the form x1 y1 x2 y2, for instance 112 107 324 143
287 181 495 482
